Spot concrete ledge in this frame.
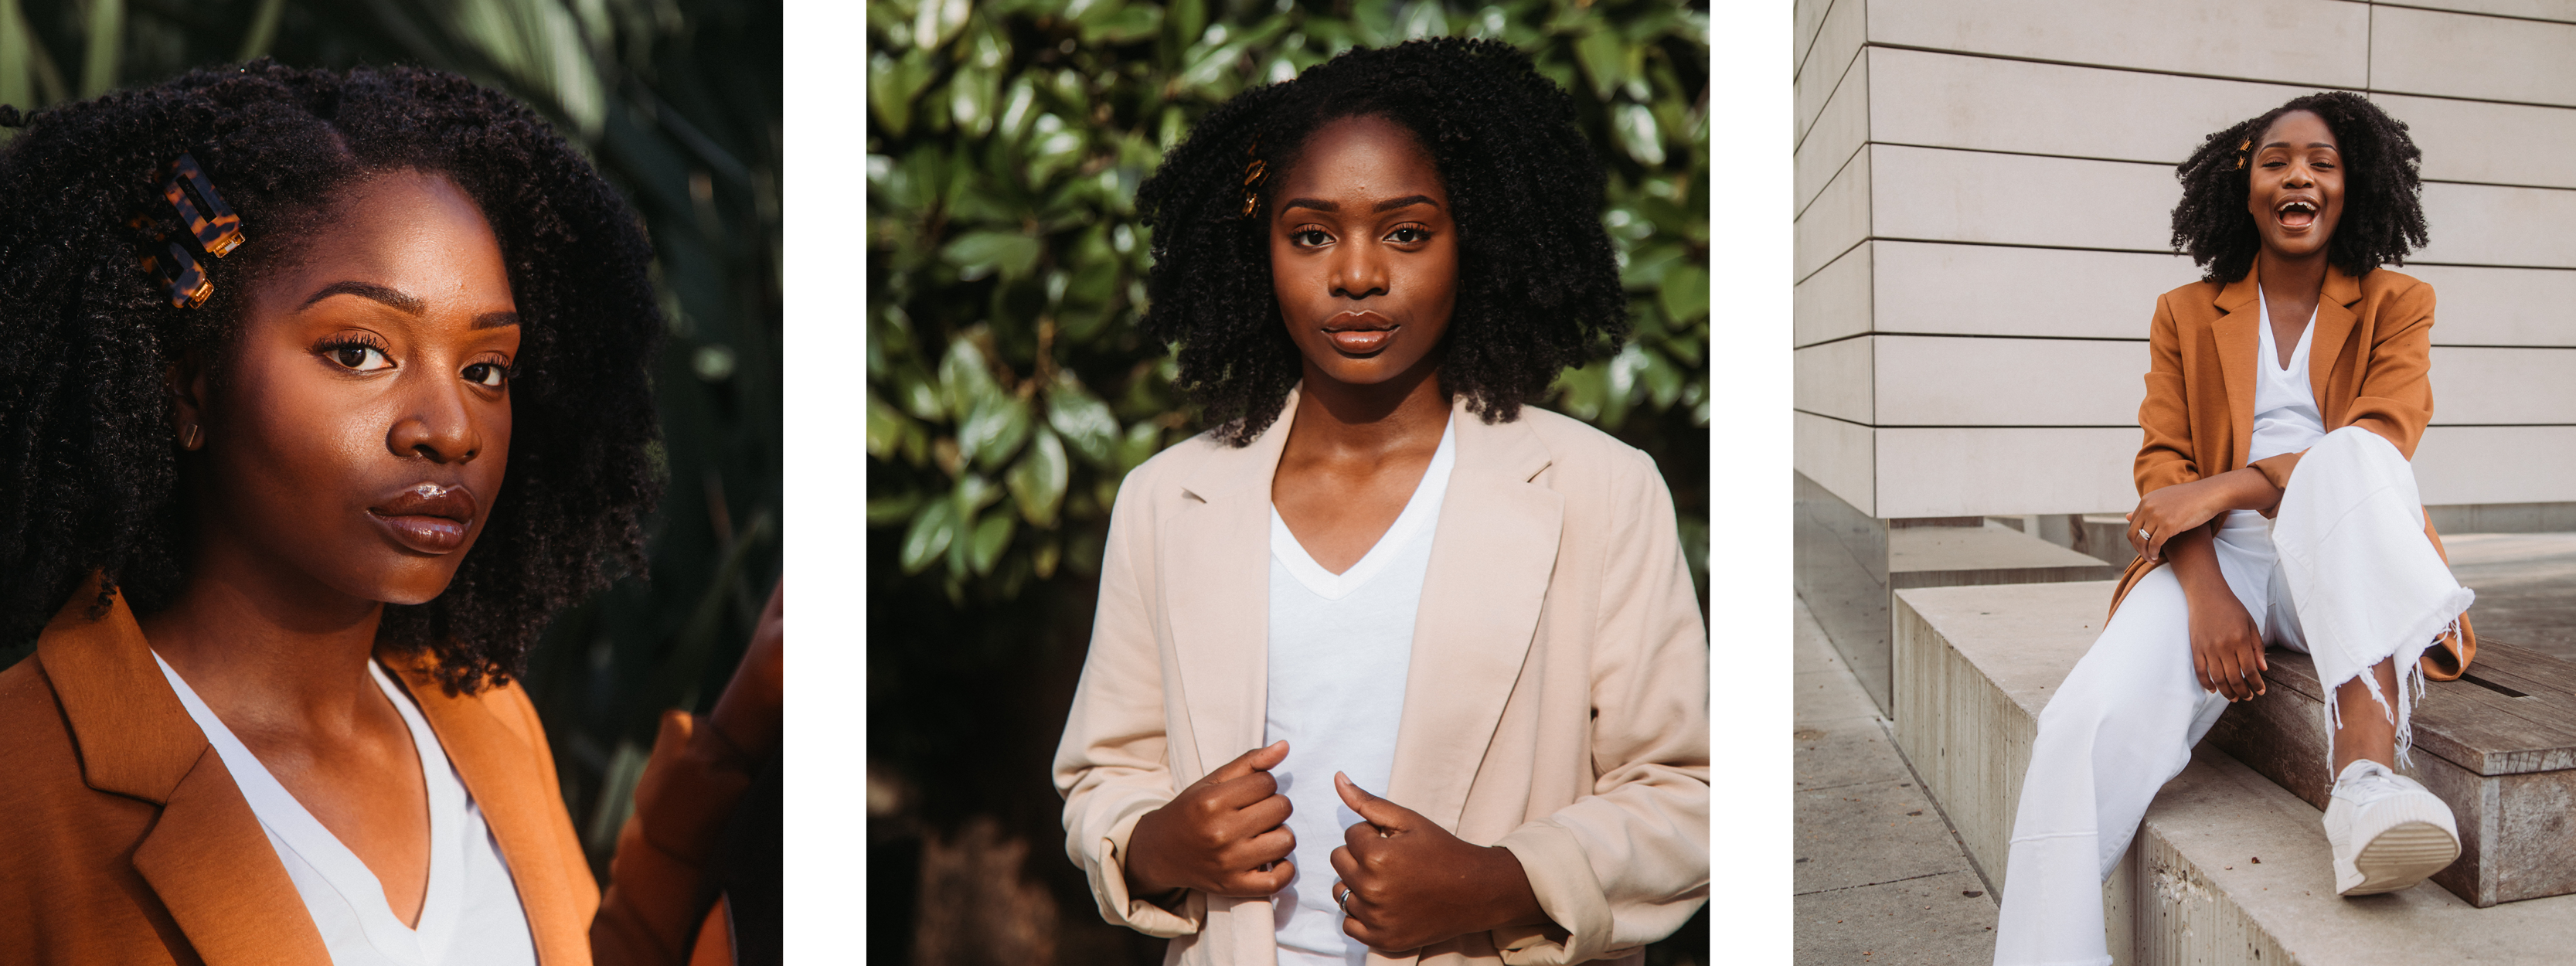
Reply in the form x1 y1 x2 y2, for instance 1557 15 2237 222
1893 580 2576 964
1890 522 2124 590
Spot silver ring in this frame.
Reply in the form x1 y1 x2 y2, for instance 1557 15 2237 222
1335 886 1353 912
2139 528 2152 540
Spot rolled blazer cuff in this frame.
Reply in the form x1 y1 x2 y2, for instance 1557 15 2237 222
1082 803 1204 937
1493 824 1632 965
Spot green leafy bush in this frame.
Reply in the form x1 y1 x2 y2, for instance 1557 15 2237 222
867 0 1710 607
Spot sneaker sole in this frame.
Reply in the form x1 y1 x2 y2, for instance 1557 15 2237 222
2341 821 2459 896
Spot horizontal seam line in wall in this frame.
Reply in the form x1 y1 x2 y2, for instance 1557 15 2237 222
2370 1 2576 29
1822 332 2149 345
1791 0 1838 87
1795 235 1871 287
1794 37 1865 156
1793 410 1875 428
1867 43 2576 113
1867 236 2175 257
1792 140 1866 223
1871 142 2576 192
2431 344 2576 350
2424 423 2576 427
1860 40 2372 90
1792 870 1960 897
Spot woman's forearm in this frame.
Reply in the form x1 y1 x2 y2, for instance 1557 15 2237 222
2199 466 2287 516
2163 526 2233 602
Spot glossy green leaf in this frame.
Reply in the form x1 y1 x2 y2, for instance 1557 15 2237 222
958 391 1033 471
968 512 1015 576
1659 264 1708 323
866 391 910 461
1045 376 1121 465
900 497 960 574
1006 427 1072 527
936 338 999 422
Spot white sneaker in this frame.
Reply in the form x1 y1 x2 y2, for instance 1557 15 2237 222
2322 759 2460 896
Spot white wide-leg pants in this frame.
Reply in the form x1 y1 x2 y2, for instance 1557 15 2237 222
1990 427 2474 966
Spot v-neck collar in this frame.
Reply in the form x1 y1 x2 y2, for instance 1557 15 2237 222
2256 286 2318 375
1268 416 1458 600
152 653 467 965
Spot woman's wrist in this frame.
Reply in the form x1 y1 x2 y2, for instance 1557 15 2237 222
1474 845 1554 933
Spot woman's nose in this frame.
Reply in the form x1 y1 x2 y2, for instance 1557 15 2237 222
1329 247 1388 300
386 375 483 464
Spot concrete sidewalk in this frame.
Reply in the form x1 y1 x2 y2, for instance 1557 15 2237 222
1795 597 1999 963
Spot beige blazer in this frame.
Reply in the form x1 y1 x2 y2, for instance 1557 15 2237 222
1053 389 1710 966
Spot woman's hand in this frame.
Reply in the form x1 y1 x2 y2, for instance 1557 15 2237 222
2188 588 2269 702
708 582 784 758
1329 774 1551 953
2166 529 2268 702
2127 479 2227 564
1124 741 1298 899
2127 468 2285 563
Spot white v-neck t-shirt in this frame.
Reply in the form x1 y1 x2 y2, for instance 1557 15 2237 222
2249 287 2328 464
153 654 538 966
1265 417 1458 966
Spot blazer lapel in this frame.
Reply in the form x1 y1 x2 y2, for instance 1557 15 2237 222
391 662 592 966
1162 390 1302 781
2211 269 2262 472
1386 405 1562 831
37 581 331 966
2309 266 2364 426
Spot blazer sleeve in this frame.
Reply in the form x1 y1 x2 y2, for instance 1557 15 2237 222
1492 450 1710 965
2248 279 2438 489
592 709 757 966
2134 292 2203 497
1052 468 1206 938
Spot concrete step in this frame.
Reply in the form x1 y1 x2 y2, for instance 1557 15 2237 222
1889 522 2125 590
1893 580 2576 964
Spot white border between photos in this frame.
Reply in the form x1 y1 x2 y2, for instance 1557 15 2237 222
795 2 1796 957
1704 2 1796 960
783 0 869 957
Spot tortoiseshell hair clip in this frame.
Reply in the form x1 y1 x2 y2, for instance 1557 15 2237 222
1241 139 1268 219
136 152 247 308
2235 138 2251 171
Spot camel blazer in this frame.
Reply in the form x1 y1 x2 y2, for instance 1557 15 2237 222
0 582 744 966
1053 389 1712 966
2109 264 2475 674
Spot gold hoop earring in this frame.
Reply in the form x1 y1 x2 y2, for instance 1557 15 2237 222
182 423 203 450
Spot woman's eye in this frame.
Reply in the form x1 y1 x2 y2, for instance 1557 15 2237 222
327 344 393 372
1291 229 1332 247
1387 226 1430 243
464 362 509 387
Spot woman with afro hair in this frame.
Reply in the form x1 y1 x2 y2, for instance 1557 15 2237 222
1053 37 1709 966
0 63 776 965
1992 92 2476 964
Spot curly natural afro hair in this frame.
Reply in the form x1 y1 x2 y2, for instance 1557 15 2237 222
2170 90 2428 284
1135 37 1628 445
0 62 663 693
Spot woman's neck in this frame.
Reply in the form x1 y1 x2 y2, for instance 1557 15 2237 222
1288 354 1452 457
2254 248 2329 307
138 538 390 740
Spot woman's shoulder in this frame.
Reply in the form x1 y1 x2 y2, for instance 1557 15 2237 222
2357 266 2431 305
1496 403 1669 501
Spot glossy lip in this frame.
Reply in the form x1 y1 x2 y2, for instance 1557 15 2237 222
366 482 480 555
1322 311 1399 357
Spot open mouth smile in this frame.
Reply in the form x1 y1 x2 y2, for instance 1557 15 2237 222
2276 199 2320 230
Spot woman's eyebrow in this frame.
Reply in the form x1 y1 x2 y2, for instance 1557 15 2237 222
1372 194 1440 213
302 281 423 315
475 311 522 329
1281 197 1337 213
2261 141 2339 151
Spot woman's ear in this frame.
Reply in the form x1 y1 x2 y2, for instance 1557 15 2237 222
165 352 210 451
